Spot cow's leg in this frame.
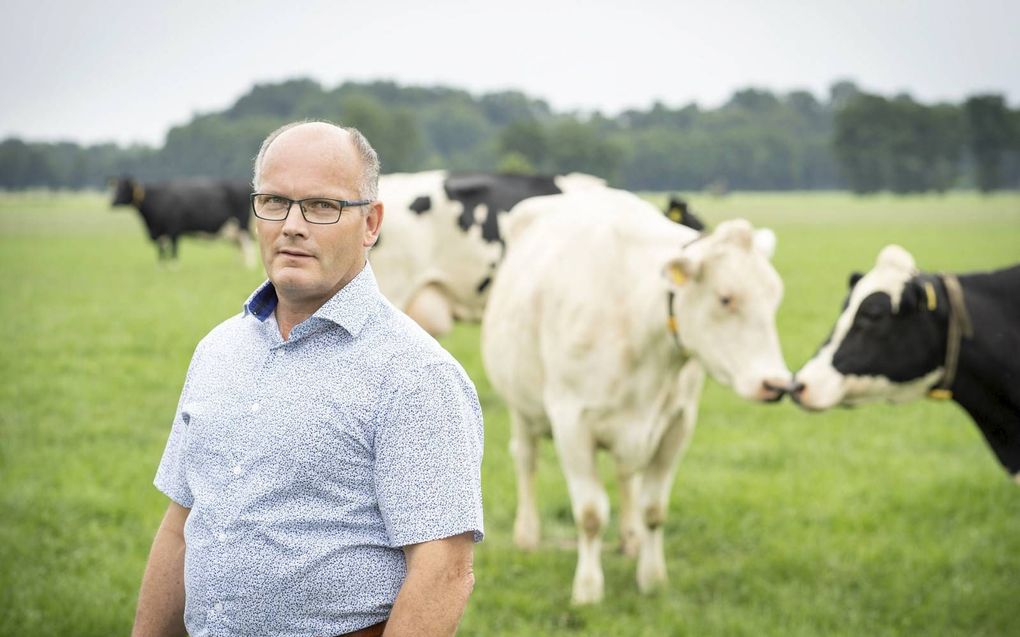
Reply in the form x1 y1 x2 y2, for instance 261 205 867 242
636 360 702 594
156 237 170 264
510 409 541 550
170 236 179 260
238 230 256 269
616 466 642 558
548 399 607 605
405 284 454 338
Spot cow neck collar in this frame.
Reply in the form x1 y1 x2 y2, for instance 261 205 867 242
664 234 704 353
666 290 683 351
928 273 974 400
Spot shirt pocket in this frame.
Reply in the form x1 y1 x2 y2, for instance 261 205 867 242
290 403 374 485
182 401 237 487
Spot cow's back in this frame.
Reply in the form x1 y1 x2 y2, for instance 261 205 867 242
482 189 698 418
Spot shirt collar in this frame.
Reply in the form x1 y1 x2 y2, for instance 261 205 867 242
243 261 382 336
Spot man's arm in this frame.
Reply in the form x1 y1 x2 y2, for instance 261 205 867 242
385 532 476 637
132 501 190 637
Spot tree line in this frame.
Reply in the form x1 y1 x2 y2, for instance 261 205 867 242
2 78 1018 193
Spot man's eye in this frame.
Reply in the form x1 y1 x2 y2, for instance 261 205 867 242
266 196 288 205
312 200 340 211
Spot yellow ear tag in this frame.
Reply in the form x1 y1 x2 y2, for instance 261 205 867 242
924 281 937 311
666 264 687 286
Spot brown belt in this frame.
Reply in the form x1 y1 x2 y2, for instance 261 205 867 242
336 619 387 637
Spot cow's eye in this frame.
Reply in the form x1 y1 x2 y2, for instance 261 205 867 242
858 305 883 322
719 295 733 308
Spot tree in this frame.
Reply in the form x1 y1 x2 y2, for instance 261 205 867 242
545 119 621 181
964 95 1012 192
498 120 548 170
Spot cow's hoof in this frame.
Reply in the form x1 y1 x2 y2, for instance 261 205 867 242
513 518 540 551
637 556 667 593
571 578 604 605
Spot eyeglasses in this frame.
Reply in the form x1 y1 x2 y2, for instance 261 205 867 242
250 193 372 225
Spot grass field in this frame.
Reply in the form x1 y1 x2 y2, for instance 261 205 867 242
1 191 1018 636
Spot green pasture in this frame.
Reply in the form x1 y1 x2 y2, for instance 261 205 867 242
1 191 1018 636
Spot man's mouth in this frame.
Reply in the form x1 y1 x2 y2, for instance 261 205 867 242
278 248 313 258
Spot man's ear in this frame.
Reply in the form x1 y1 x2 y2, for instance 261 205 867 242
364 201 384 247
662 254 699 289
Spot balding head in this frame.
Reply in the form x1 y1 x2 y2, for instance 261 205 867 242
253 120 380 200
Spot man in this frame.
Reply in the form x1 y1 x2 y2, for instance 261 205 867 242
132 121 484 637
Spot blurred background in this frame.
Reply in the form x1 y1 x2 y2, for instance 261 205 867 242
1 1 1018 636
3 0 1019 193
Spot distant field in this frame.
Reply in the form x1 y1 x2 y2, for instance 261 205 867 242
1 191 1018 636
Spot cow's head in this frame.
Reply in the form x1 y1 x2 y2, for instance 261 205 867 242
663 219 790 402
664 196 706 231
791 245 946 410
110 176 142 207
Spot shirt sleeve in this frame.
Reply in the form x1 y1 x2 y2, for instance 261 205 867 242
153 340 205 508
373 360 485 547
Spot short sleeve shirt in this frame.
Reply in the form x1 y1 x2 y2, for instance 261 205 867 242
154 263 484 637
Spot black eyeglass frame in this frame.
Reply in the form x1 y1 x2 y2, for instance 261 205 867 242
249 193 373 225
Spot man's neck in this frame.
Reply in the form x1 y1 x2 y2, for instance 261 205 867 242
271 262 366 340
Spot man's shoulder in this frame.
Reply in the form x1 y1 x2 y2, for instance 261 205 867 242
192 311 253 356
368 300 464 375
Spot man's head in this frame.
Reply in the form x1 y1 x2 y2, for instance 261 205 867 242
252 121 383 311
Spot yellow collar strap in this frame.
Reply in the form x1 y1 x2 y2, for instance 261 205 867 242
924 281 937 311
666 290 682 350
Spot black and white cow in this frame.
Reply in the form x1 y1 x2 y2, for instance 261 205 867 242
791 245 1020 483
664 196 707 231
370 171 607 337
110 176 255 266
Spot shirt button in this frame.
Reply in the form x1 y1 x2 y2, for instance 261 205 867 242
232 465 242 475
214 602 224 612
250 403 261 414
217 532 227 542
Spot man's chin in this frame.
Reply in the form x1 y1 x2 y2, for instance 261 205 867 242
270 267 317 290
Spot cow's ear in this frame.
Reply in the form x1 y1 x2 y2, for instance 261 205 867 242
713 219 754 251
848 272 864 289
752 228 777 260
662 255 699 288
898 280 924 314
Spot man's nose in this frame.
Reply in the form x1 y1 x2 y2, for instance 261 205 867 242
281 201 310 236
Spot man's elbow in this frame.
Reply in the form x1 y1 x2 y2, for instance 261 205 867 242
452 560 475 602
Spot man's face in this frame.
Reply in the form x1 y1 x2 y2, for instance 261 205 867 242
255 125 382 310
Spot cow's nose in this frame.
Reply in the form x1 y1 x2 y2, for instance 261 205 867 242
761 378 788 403
788 379 806 404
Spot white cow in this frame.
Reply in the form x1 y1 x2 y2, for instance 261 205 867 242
481 189 790 604
371 171 608 338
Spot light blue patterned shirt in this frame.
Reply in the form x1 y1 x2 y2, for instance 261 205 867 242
154 262 484 637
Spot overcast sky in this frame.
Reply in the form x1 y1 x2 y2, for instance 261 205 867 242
3 0 1017 146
